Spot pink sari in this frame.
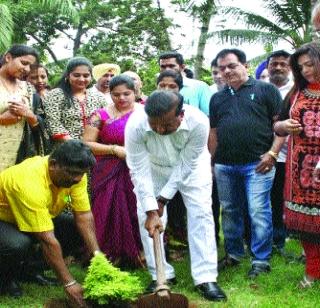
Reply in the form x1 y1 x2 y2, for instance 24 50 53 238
91 108 142 266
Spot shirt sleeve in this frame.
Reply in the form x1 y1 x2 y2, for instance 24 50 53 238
43 89 71 139
5 186 53 232
198 82 212 116
70 175 91 212
125 116 158 213
160 118 210 199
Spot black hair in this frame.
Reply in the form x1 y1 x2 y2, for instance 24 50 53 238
29 63 49 77
157 71 183 90
267 50 291 65
290 42 320 92
49 140 96 169
145 90 184 117
109 74 135 92
1 44 39 66
184 68 194 79
56 57 92 108
159 51 184 65
210 57 218 68
215 48 247 64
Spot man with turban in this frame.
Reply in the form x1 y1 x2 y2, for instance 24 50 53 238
92 63 121 104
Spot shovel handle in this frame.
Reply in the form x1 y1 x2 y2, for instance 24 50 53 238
153 228 169 296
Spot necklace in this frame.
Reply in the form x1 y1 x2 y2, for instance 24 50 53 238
302 88 320 99
0 76 20 94
112 103 134 119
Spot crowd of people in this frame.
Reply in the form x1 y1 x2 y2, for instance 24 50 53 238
0 30 320 306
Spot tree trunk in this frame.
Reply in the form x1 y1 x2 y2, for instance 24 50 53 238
311 0 320 43
73 21 84 56
194 0 215 79
29 33 59 64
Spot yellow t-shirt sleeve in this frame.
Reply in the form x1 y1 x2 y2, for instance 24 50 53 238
5 188 53 232
70 175 91 212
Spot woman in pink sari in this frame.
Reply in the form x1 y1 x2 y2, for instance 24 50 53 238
83 75 143 268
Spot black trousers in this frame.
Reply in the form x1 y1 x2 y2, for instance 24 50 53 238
0 212 82 280
271 162 286 249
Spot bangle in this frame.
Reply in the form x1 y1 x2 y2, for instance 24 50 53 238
110 145 116 155
268 150 279 161
64 280 77 288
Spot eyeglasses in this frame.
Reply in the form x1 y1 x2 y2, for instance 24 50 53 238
218 63 240 72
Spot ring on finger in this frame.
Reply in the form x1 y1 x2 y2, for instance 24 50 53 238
265 167 270 171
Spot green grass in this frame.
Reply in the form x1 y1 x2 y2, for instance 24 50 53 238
1 239 319 307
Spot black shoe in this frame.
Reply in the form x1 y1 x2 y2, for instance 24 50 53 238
2 279 23 298
20 273 59 286
196 282 227 301
248 263 271 279
218 255 240 271
144 277 177 294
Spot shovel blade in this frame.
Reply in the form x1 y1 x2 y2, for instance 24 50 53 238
136 292 189 308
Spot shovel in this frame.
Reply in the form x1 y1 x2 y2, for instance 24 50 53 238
136 228 189 308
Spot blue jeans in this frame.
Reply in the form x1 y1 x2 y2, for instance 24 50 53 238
215 161 275 265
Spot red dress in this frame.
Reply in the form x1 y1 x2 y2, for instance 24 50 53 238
284 89 320 242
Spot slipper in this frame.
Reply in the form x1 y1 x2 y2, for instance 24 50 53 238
299 276 315 289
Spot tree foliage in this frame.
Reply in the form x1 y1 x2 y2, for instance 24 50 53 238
213 0 312 49
0 0 76 53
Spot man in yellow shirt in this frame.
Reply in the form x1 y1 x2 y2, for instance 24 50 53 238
0 140 100 307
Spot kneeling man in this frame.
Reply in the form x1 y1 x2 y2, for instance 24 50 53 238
0 140 101 307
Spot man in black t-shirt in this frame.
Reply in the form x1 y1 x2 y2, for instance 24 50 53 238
208 48 283 279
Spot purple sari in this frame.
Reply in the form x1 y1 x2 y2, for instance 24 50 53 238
91 108 142 266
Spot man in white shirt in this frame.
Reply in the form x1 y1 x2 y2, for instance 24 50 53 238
92 63 120 104
125 90 226 302
267 50 293 254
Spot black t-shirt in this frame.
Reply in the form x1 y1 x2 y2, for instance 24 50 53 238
209 77 282 164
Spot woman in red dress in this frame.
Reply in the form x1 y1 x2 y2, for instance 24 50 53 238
274 42 320 288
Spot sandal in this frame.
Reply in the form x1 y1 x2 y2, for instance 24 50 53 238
299 276 315 289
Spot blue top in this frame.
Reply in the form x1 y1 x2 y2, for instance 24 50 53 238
180 77 212 116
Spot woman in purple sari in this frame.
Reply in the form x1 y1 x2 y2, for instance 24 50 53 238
83 75 143 268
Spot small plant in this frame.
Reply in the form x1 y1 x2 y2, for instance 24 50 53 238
83 253 144 305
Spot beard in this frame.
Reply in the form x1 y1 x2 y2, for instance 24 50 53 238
269 73 288 85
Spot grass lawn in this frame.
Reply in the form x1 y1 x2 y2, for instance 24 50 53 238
0 239 319 308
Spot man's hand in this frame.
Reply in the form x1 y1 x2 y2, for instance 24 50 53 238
65 283 88 308
145 210 163 237
256 152 276 174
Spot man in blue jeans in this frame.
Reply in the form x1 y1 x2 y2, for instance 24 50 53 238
208 48 285 278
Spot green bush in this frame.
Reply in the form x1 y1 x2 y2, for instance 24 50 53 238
83 254 144 305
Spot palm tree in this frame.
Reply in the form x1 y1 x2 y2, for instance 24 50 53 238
212 0 312 50
173 0 218 79
0 0 77 52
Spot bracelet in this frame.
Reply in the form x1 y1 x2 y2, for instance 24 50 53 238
93 250 102 256
268 150 279 161
110 145 116 155
64 280 77 288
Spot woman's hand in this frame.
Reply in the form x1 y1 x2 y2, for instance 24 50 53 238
0 109 22 125
9 101 32 119
281 119 303 135
114 145 126 159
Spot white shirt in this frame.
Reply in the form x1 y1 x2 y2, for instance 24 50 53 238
277 80 294 162
91 85 113 105
125 105 211 213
